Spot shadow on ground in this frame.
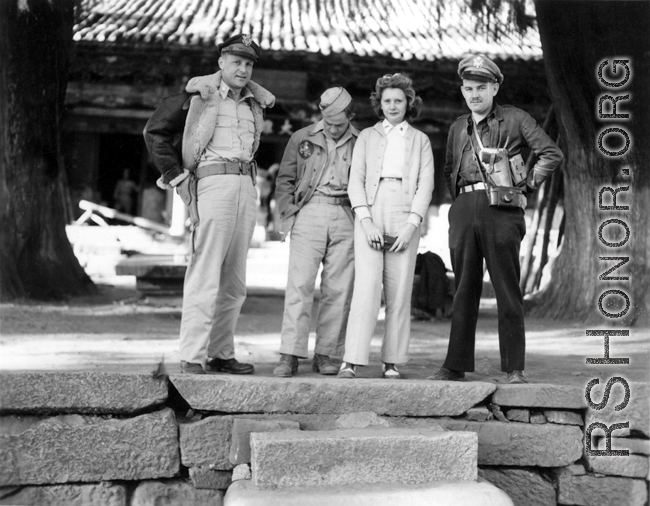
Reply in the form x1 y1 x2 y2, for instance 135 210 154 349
1 284 648 388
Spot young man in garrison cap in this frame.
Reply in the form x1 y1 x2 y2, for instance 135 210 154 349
273 87 359 377
144 34 275 374
430 54 563 384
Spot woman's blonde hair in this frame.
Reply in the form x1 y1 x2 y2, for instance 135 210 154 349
370 73 422 122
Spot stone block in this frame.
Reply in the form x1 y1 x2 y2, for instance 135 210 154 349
386 417 445 432
0 372 167 415
530 411 546 424
189 467 232 490
334 411 393 428
493 384 587 409
544 410 583 426
586 454 649 478
593 437 650 455
131 480 223 506
250 427 477 488
558 464 587 476
224 479 514 506
505 408 529 423
232 464 251 482
585 381 649 438
555 469 648 506
438 418 583 467
0 483 127 505
466 406 493 422
179 416 233 470
231 413 340 431
229 418 300 465
479 467 555 506
0 408 179 486
170 375 495 416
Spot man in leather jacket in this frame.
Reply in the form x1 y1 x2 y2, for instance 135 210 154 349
273 88 359 377
430 54 563 384
143 34 275 375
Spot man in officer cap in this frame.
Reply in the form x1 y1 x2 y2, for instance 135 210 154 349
144 34 275 374
430 54 563 384
273 87 359 376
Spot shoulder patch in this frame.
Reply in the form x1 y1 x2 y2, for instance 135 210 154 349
298 140 314 159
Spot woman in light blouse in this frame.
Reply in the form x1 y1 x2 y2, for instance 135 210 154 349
338 74 434 379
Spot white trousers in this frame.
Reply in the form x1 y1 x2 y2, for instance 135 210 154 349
343 180 420 366
279 201 355 358
179 174 257 364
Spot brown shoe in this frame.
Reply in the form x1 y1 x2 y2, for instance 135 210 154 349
274 354 299 377
312 354 338 375
427 367 465 381
205 357 255 375
180 361 205 374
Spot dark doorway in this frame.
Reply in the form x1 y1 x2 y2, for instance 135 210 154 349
96 134 149 215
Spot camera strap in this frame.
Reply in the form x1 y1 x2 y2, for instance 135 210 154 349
467 122 493 195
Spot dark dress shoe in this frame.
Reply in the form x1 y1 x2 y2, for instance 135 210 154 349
427 367 465 381
205 357 255 375
180 361 206 374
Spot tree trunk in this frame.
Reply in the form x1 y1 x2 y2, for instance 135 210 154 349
530 1 649 325
0 0 95 300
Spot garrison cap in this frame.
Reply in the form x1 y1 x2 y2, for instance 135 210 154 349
319 87 353 118
458 54 503 84
218 34 261 62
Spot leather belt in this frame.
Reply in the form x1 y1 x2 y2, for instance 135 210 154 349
459 182 486 194
380 177 402 182
195 161 255 179
309 195 351 206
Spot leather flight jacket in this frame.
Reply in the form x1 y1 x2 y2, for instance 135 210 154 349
444 103 564 201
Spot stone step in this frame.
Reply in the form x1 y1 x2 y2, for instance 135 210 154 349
224 479 513 506
0 372 168 415
250 427 478 489
169 375 496 416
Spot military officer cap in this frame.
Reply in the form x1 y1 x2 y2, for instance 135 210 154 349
319 87 353 118
218 33 261 62
458 54 504 84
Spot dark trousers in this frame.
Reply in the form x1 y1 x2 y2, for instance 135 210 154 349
443 191 526 373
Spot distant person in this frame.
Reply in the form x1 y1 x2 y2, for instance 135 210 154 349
429 55 563 384
143 34 275 375
113 169 139 214
338 74 434 379
273 87 358 377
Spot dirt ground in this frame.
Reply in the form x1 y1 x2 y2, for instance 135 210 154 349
1 282 648 387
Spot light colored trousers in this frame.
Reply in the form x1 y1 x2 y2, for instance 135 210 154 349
279 201 355 359
343 180 420 366
179 175 257 364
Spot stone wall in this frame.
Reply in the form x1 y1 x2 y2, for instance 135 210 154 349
0 372 648 506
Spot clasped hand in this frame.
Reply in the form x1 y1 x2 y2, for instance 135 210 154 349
361 218 416 252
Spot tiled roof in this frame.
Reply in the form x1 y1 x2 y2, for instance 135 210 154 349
73 0 542 61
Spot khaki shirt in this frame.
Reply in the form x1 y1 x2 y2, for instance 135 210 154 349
313 125 355 198
199 83 255 165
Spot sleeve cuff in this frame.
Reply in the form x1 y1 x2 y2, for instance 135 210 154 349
169 169 190 187
407 213 422 227
162 167 184 185
354 206 372 221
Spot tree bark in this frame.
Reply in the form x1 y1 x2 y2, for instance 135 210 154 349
530 0 649 325
0 0 95 300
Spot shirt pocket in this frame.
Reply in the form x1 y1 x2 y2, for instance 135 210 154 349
212 117 233 150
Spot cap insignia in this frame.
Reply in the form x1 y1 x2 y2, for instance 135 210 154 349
242 34 252 46
473 57 484 68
